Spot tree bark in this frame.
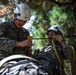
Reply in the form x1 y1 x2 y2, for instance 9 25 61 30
70 45 76 75
71 58 76 75
72 0 76 23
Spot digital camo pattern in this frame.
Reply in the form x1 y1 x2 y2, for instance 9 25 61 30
0 21 30 57
34 42 73 75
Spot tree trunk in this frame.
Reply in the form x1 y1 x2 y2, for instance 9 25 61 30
70 45 76 75
72 0 76 23
71 58 76 75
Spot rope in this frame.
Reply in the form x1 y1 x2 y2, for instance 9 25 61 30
52 40 63 66
71 45 76 61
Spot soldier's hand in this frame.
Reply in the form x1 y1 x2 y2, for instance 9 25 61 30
52 34 64 43
16 39 32 48
22 39 32 47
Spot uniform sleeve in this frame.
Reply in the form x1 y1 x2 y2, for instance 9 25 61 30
62 44 73 59
0 23 16 53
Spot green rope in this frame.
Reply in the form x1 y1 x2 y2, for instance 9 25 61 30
71 45 76 61
52 40 63 66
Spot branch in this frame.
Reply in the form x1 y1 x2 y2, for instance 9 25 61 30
0 5 9 17
49 0 72 6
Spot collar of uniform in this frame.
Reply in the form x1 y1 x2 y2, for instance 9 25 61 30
10 21 16 29
10 21 26 33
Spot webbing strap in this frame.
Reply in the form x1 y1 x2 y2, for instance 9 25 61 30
52 40 63 66
71 45 76 61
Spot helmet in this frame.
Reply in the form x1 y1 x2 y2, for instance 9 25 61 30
14 3 31 21
47 25 65 37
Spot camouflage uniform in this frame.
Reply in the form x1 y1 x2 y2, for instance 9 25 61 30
34 42 72 75
0 21 31 58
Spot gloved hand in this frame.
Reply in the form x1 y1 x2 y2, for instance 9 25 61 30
52 34 64 43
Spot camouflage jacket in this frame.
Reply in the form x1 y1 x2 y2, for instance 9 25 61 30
40 42 72 62
34 42 73 75
0 21 30 56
